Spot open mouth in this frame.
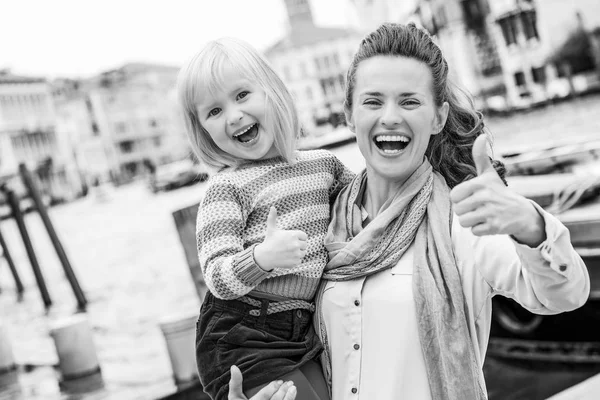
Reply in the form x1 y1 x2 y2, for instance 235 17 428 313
373 134 411 154
233 123 259 143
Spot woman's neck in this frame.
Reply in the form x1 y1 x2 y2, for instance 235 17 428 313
362 170 406 218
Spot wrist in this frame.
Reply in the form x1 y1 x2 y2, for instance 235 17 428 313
254 243 274 272
513 201 546 247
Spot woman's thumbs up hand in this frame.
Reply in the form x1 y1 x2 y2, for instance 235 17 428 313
254 206 308 272
450 134 546 247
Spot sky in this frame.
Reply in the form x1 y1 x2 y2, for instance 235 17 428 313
1 0 357 80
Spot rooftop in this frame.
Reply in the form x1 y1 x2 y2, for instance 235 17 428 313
0 70 45 84
265 24 359 55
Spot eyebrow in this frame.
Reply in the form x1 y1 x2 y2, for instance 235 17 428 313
360 91 421 97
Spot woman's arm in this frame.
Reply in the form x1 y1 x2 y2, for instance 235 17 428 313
450 134 590 312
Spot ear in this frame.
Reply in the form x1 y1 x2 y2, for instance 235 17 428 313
432 101 449 135
344 108 356 133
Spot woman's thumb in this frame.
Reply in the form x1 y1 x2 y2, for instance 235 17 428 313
228 365 245 398
472 134 493 176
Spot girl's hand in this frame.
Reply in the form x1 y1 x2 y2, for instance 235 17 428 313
450 134 546 247
254 207 308 271
228 365 297 400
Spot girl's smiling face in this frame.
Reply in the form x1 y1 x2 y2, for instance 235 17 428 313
195 63 279 162
347 55 448 185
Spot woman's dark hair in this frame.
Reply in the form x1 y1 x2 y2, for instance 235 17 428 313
344 22 506 188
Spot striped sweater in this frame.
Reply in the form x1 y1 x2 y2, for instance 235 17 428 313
196 150 355 301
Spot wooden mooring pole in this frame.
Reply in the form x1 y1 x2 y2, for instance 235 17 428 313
0 224 24 298
2 182 52 309
19 163 87 311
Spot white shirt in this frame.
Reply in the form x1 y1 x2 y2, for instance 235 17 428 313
320 203 590 400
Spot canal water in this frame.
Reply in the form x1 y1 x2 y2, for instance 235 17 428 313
1 95 600 399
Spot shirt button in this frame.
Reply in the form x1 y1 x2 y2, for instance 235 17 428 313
296 310 303 318
354 300 360 306
354 343 360 350
559 264 567 272
351 388 357 394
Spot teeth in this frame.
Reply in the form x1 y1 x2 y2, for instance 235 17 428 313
233 124 256 137
375 135 410 142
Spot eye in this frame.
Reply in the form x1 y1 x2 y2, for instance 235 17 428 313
363 98 381 107
237 91 250 100
208 107 221 117
401 99 421 108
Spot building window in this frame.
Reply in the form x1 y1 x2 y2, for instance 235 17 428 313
531 66 546 83
461 0 485 31
119 140 134 153
314 58 321 72
498 15 518 46
338 74 345 90
521 10 539 40
514 71 526 87
332 53 340 68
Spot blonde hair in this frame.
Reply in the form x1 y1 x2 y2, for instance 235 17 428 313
177 37 299 169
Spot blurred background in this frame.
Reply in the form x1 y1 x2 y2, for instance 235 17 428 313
1 0 600 399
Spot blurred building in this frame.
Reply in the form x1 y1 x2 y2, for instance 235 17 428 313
53 79 116 188
265 0 363 134
0 70 84 201
73 63 190 183
351 0 417 33
412 0 600 110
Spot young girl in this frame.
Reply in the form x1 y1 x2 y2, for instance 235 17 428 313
176 37 354 400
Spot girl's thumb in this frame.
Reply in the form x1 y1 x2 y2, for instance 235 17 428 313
266 206 279 233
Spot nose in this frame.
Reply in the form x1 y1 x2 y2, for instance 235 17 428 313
226 107 244 125
380 103 402 128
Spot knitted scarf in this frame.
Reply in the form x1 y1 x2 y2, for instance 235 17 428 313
314 160 486 399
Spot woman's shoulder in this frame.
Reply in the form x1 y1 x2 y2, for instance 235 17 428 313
296 148 336 161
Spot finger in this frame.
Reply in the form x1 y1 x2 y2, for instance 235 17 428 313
266 206 279 234
282 385 297 400
270 382 295 400
228 365 247 399
453 192 488 216
457 210 487 229
472 134 494 176
471 222 494 237
251 380 285 400
297 231 308 242
450 180 478 204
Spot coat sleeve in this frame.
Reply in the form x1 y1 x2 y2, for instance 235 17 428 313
454 201 590 314
196 181 271 299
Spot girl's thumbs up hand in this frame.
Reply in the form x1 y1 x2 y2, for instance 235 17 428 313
450 134 546 246
254 206 308 272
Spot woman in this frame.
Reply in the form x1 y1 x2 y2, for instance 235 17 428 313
229 22 590 400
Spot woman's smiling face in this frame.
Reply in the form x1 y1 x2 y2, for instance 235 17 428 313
347 55 448 185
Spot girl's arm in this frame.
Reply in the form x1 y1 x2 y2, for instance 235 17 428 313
197 181 272 300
